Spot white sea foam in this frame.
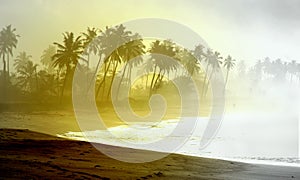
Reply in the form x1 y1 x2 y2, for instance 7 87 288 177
58 112 300 167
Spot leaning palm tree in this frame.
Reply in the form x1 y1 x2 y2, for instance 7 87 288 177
178 48 201 76
148 40 178 96
115 35 145 100
82 27 99 69
200 48 213 97
223 55 236 89
204 51 223 96
95 24 132 100
0 25 19 80
52 32 84 102
193 44 206 63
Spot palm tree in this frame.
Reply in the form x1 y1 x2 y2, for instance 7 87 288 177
15 60 38 93
262 57 272 78
0 25 19 80
223 55 236 89
288 60 297 83
41 45 56 74
37 70 58 97
115 35 145 100
52 32 84 102
82 27 99 69
204 51 222 96
179 48 201 76
14 52 32 71
95 24 132 100
253 60 263 81
193 44 206 63
148 40 178 96
200 48 213 97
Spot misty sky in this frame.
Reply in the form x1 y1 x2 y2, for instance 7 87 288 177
1 0 300 68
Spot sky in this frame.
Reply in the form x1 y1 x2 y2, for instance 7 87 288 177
1 0 300 68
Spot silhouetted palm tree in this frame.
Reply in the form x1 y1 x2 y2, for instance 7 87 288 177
193 44 206 63
204 51 222 96
95 25 132 100
201 48 213 97
223 55 236 88
14 52 32 71
0 25 20 93
148 40 178 96
41 45 56 74
82 27 99 69
52 32 84 102
0 25 19 82
15 60 38 93
115 35 145 100
179 48 201 76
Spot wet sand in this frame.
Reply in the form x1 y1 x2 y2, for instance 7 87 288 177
1 128 300 179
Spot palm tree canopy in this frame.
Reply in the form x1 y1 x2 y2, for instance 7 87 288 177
14 51 32 71
178 48 201 76
52 32 84 70
193 44 206 62
98 24 132 64
41 45 56 66
210 51 223 69
120 33 145 67
223 55 236 70
148 40 178 73
15 60 38 92
0 25 19 57
82 27 99 55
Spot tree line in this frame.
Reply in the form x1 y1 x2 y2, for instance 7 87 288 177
1 24 299 104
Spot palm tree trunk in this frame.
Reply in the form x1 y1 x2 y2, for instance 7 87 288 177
1 55 6 102
106 60 119 100
204 67 214 96
7 54 10 81
152 69 163 93
100 62 108 100
153 73 161 90
60 66 69 104
201 63 210 97
225 69 229 85
2 55 6 82
149 65 157 97
157 70 165 87
96 58 111 98
87 54 90 69
145 74 149 89
88 54 102 93
115 62 128 101
224 69 229 93
56 70 60 98
128 66 132 85
86 54 90 91
35 68 39 92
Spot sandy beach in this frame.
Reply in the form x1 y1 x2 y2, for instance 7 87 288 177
0 128 300 179
0 111 299 179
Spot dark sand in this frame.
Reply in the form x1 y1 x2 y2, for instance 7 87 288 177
1 129 300 180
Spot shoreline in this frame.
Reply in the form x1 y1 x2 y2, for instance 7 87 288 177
60 132 300 168
1 110 299 169
1 128 300 179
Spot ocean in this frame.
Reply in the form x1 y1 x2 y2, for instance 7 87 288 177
58 112 299 167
